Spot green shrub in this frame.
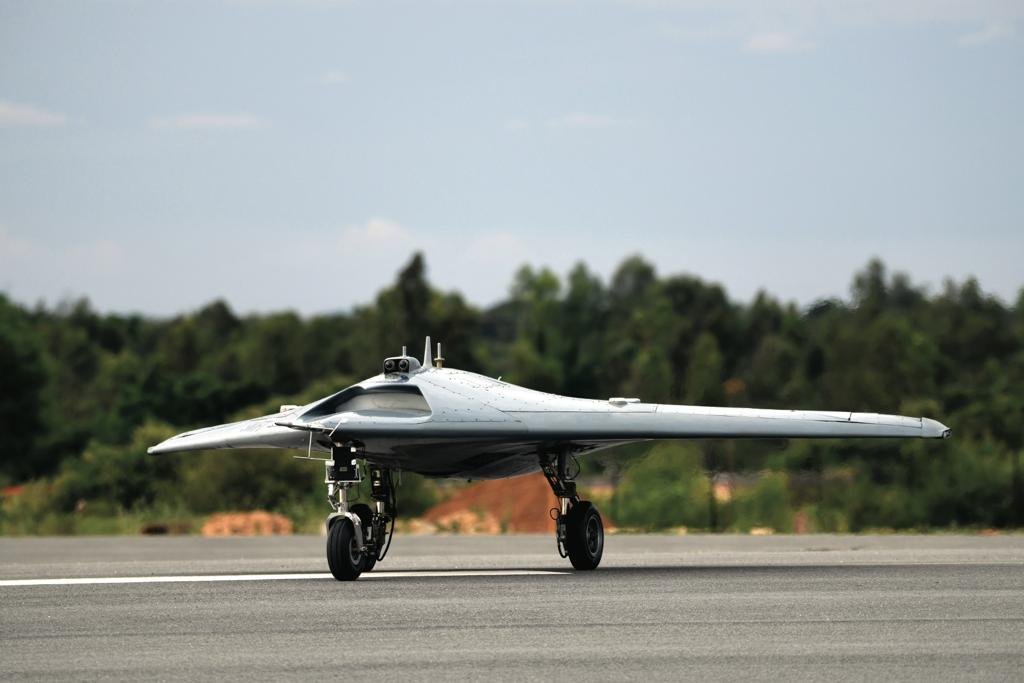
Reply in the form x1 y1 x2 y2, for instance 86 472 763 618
733 471 793 533
609 443 710 530
177 449 320 513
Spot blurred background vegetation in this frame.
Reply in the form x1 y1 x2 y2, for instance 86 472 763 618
1 254 1022 535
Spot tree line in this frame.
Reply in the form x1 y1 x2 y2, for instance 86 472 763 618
1 254 1021 533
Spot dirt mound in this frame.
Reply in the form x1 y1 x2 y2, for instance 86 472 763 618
0 485 24 498
422 473 558 534
200 511 293 536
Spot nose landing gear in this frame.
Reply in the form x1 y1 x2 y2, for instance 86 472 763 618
324 446 396 581
541 452 604 570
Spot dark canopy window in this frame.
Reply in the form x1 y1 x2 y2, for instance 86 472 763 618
300 384 431 420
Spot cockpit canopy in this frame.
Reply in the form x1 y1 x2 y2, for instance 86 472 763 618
299 384 431 420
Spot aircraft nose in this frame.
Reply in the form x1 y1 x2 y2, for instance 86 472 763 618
922 418 951 439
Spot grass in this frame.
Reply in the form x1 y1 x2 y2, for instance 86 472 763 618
0 510 203 536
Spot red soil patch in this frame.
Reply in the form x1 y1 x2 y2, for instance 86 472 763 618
422 473 558 534
0 485 24 498
201 511 293 536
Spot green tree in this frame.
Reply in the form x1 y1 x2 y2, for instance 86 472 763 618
685 332 723 405
0 296 48 480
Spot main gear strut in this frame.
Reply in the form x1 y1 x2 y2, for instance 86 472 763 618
540 451 604 570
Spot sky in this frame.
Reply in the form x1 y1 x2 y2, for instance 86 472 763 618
1 0 1022 316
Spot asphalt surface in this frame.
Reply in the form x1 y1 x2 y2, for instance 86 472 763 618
1 534 1022 680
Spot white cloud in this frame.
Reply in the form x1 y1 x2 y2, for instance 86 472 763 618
0 101 67 127
318 70 351 85
339 218 411 247
958 21 1014 46
547 113 619 129
149 113 268 130
744 32 816 53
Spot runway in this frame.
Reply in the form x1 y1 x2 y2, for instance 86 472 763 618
2 534 1023 680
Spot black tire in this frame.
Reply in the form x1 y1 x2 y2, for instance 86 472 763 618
564 501 603 570
326 518 363 581
350 503 377 572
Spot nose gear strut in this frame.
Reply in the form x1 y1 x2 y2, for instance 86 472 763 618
540 451 604 570
324 444 397 581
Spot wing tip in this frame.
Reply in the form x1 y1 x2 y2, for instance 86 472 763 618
148 438 181 455
922 418 952 439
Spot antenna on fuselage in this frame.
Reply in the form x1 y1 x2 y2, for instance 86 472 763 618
401 345 407 357
423 336 431 367
434 342 444 368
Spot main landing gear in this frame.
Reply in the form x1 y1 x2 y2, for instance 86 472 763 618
324 445 396 581
541 452 604 570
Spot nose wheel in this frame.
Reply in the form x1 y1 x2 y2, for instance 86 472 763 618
541 452 604 570
326 517 364 580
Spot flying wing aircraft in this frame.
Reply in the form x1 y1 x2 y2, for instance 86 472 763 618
149 337 951 580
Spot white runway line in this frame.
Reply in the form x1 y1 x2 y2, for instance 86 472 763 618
0 569 568 587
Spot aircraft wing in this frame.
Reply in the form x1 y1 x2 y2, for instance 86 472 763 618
409 370 951 442
147 409 314 455
510 404 951 441
148 402 949 457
